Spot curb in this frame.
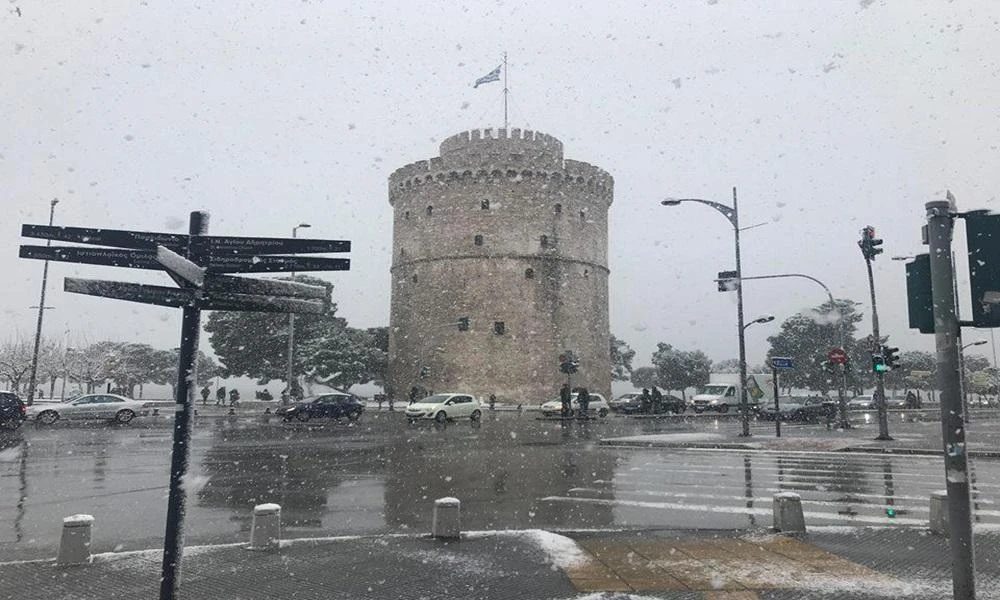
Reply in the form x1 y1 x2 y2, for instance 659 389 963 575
598 438 1000 458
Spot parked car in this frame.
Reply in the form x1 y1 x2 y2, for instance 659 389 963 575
759 397 835 422
609 393 640 412
275 393 364 422
613 393 686 415
539 393 610 418
847 395 875 410
28 394 151 425
405 393 482 423
0 391 27 430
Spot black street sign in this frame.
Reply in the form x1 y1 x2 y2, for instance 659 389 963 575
21 245 161 269
21 244 350 274
204 274 328 300
23 224 350 254
66 277 327 314
966 213 1000 328
22 224 187 251
65 278 196 307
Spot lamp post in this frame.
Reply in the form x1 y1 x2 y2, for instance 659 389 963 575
744 315 775 330
962 339 988 412
25 198 59 406
285 223 311 404
662 187 754 436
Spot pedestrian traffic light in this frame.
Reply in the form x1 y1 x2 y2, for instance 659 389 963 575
858 225 884 261
419 366 430 379
882 345 900 370
872 354 887 373
457 317 469 331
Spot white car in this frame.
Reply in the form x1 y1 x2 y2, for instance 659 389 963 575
405 393 483 423
28 393 152 425
847 395 874 410
539 393 610 418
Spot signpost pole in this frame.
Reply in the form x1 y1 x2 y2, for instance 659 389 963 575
926 199 975 599
772 366 780 438
159 211 207 600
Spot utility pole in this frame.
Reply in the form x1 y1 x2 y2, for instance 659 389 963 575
858 226 892 440
926 198 976 599
25 199 59 406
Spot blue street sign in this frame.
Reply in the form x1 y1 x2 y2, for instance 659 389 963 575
771 356 794 370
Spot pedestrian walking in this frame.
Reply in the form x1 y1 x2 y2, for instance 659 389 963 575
228 388 240 407
905 390 918 409
409 386 420 405
577 387 590 419
640 388 652 414
200 385 210 406
489 393 496 411
216 386 226 406
560 383 571 418
650 386 663 414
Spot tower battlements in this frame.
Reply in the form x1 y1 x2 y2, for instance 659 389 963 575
388 129 612 204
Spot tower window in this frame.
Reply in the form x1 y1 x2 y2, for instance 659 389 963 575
412 273 418 283
580 210 586 221
404 210 410 220
426 205 433 216
474 234 484 246
481 198 490 210
540 235 549 248
525 268 534 279
493 321 505 335
554 203 562 214
584 269 590 278
400 247 405 257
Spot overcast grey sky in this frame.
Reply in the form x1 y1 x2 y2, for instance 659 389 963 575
3 1 1000 373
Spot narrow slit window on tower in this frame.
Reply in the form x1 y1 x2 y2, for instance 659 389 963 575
525 268 534 279
481 198 490 210
404 210 410 220
474 234 484 246
493 321 505 335
412 273 418 283
400 247 405 257
540 234 549 248
554 203 562 214
425 205 433 216
584 269 590 279
580 210 587 221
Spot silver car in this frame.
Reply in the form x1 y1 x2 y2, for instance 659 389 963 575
29 394 151 425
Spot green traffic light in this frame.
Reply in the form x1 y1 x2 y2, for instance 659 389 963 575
874 364 890 373
886 507 896 518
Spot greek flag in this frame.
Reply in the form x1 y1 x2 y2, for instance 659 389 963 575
473 64 502 88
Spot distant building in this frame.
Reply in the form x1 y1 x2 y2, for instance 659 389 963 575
387 128 613 403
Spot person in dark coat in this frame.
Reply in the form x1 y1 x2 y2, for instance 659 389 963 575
489 393 497 411
200 386 211 406
560 383 571 418
650 386 663 414
577 387 590 418
228 388 240 407
215 386 226 406
640 388 652 414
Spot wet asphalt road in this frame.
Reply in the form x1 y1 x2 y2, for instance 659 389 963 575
1 410 998 561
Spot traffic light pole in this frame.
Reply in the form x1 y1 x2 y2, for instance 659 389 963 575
926 199 976 599
864 254 892 441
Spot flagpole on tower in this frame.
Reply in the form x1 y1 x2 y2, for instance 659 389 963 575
502 52 509 131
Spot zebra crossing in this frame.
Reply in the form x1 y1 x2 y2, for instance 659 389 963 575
542 448 1000 530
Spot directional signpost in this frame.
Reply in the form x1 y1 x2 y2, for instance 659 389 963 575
769 357 794 438
19 213 350 600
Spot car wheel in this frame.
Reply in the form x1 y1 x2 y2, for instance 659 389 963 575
718 405 730 414
38 410 59 425
675 404 686 414
597 408 609 418
115 409 135 424
434 411 447 423
470 409 482 421
347 410 361 421
1 419 23 430
566 409 575 418
296 411 311 422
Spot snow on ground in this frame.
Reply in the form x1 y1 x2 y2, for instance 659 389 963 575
602 433 728 444
520 530 590 570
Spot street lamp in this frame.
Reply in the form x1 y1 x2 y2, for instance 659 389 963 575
744 315 774 330
285 222 311 404
26 198 59 406
662 187 755 436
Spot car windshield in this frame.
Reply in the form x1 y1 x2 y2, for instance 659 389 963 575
4 4 991 597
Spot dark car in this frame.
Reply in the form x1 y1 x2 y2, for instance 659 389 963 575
615 393 686 415
275 393 364 422
759 397 835 422
0 391 27 430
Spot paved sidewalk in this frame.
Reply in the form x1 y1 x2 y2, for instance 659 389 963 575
3 528 997 599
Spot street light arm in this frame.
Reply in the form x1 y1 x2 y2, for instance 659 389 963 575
661 198 737 228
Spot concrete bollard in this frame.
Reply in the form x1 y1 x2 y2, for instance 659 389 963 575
772 492 806 533
432 497 461 539
930 490 949 536
249 503 281 550
56 514 94 566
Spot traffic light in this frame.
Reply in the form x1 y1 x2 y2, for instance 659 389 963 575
559 352 579 374
717 270 739 292
858 225 884 261
457 317 469 331
872 354 887 373
905 254 934 333
882 345 900 370
419 366 430 379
